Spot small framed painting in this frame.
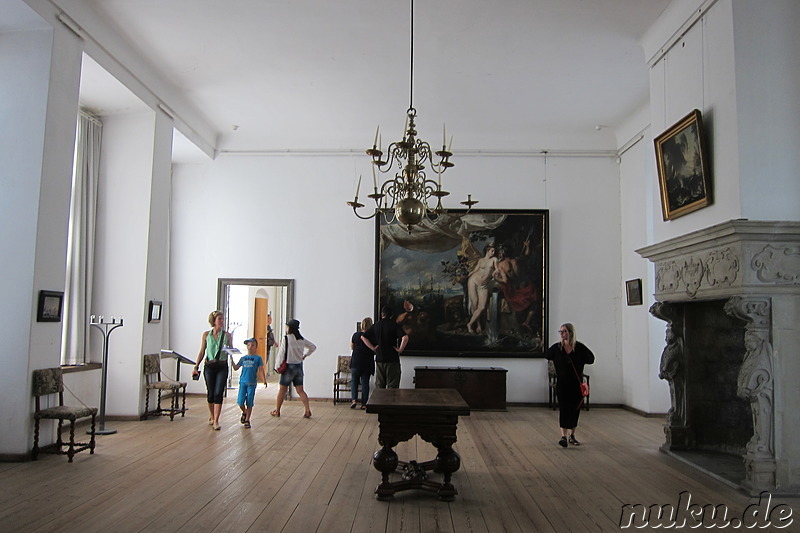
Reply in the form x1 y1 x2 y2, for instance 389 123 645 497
37 290 64 322
148 300 163 323
625 279 643 306
654 109 712 220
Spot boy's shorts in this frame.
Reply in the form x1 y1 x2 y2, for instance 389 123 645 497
237 383 257 407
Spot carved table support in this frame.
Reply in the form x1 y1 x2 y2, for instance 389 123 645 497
724 295 777 493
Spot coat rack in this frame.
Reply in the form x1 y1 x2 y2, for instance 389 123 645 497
89 315 123 435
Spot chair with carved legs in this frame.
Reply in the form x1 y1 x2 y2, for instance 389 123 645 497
143 353 187 420
332 355 352 404
32 367 97 462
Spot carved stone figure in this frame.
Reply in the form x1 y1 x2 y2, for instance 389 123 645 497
724 295 776 490
658 326 685 428
650 301 689 448
737 329 774 458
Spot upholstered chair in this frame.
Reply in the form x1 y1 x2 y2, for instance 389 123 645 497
32 367 97 462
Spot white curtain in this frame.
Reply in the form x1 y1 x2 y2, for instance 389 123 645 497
61 111 102 365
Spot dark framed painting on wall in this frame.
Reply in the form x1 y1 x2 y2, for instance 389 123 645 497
37 290 64 322
625 279 643 306
654 109 712 220
375 209 548 358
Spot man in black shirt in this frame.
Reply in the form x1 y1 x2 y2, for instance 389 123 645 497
363 306 409 389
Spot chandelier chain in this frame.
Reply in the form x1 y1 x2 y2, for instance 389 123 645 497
409 0 414 111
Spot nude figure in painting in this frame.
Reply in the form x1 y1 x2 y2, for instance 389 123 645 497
466 243 497 333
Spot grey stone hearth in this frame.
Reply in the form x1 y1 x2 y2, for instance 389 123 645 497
638 220 800 495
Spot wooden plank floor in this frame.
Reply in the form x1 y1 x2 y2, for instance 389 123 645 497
1 391 796 532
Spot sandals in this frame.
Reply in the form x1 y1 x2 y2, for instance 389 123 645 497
208 418 214 426
213 424 221 431
558 436 568 448
268 409 309 418
568 435 581 446
360 404 367 410
350 401 358 409
244 421 251 429
240 412 247 424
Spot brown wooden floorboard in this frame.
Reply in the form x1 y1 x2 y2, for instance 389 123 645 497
2 393 797 532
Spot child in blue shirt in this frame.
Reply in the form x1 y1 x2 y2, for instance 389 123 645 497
232 338 266 428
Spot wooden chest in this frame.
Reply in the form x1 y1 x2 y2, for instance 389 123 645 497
413 366 507 411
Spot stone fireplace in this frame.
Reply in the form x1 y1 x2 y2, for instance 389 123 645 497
638 220 800 495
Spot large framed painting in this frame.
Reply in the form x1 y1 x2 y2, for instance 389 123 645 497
375 209 548 358
654 109 712 220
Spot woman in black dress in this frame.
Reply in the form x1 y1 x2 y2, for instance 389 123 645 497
545 323 595 447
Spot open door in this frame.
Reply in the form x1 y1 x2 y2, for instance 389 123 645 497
253 297 268 360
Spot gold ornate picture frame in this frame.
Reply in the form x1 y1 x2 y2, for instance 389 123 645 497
654 109 712 220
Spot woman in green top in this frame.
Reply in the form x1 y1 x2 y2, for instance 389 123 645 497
193 310 232 430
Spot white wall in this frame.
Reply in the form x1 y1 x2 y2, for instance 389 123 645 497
731 0 800 221
647 0 742 243
616 106 670 414
645 0 800 243
170 152 624 405
633 0 800 416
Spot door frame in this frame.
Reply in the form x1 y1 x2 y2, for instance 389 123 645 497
216 278 295 331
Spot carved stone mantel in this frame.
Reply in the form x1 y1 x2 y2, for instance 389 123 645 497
637 220 800 302
638 220 800 495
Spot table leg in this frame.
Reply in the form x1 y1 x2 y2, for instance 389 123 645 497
372 445 399 500
433 442 461 501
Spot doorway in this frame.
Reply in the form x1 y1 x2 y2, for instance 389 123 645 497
217 278 295 391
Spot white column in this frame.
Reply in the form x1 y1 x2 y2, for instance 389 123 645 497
0 23 82 457
92 109 174 417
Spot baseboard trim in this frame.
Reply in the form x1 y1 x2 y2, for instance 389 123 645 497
620 405 668 418
506 402 667 418
0 452 30 462
104 415 142 422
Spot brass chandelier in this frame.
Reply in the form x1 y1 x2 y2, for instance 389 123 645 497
347 0 477 232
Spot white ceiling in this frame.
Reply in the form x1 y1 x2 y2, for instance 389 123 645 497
26 0 672 159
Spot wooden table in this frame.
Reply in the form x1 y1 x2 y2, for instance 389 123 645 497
365 388 470 501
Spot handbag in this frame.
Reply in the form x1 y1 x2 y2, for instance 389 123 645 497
276 335 289 374
196 330 227 376
569 356 590 397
